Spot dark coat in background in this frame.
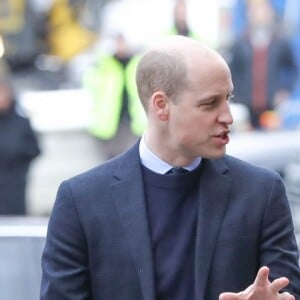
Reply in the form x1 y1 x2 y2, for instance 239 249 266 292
229 35 297 108
229 33 297 127
0 103 40 215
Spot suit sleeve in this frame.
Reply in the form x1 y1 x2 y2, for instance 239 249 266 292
40 181 91 300
260 172 300 298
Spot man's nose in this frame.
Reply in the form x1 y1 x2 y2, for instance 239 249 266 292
218 101 233 125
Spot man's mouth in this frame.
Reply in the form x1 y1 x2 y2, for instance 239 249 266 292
212 130 230 144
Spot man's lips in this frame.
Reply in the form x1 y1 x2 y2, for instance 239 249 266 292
213 129 231 138
212 130 230 144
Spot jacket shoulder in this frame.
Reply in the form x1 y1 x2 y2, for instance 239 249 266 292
222 154 282 180
63 144 140 192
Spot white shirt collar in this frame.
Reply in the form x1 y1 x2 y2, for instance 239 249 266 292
139 135 201 174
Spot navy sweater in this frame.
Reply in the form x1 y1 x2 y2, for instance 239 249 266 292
142 165 202 300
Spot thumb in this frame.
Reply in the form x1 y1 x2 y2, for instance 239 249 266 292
219 292 240 300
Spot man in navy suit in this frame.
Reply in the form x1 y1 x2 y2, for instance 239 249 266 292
40 35 300 299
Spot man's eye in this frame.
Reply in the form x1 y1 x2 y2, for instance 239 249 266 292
197 98 218 108
204 100 216 106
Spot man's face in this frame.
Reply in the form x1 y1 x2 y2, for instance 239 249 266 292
167 60 233 160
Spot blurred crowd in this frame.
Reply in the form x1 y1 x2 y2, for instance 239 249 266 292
1 0 300 215
227 0 299 129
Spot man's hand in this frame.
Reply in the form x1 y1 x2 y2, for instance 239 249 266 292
219 266 295 300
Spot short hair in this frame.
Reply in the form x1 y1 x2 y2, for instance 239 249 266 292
136 49 188 111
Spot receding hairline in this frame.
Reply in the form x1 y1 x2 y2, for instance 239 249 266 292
149 36 228 74
150 35 218 59
136 35 230 110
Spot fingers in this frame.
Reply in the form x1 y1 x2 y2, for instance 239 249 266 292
270 277 290 293
254 266 291 294
219 267 294 300
219 292 240 300
253 265 270 287
219 289 295 300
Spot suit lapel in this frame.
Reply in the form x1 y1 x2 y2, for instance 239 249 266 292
111 146 155 300
195 158 232 300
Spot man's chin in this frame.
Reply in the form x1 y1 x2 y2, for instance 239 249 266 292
202 149 226 159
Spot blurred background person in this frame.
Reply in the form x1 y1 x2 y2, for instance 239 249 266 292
0 0 53 92
230 0 287 37
83 33 146 159
230 0 300 101
166 0 214 47
282 0 300 100
169 0 196 38
0 0 46 72
228 0 297 129
0 66 40 215
46 0 96 63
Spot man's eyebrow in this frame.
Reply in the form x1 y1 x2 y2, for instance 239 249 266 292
198 93 222 100
195 95 218 105
194 91 234 105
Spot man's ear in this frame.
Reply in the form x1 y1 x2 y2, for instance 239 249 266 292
151 91 169 121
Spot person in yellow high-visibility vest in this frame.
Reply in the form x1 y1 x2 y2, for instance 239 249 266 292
83 34 146 159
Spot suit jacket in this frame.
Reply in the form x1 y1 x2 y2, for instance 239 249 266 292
40 142 300 300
